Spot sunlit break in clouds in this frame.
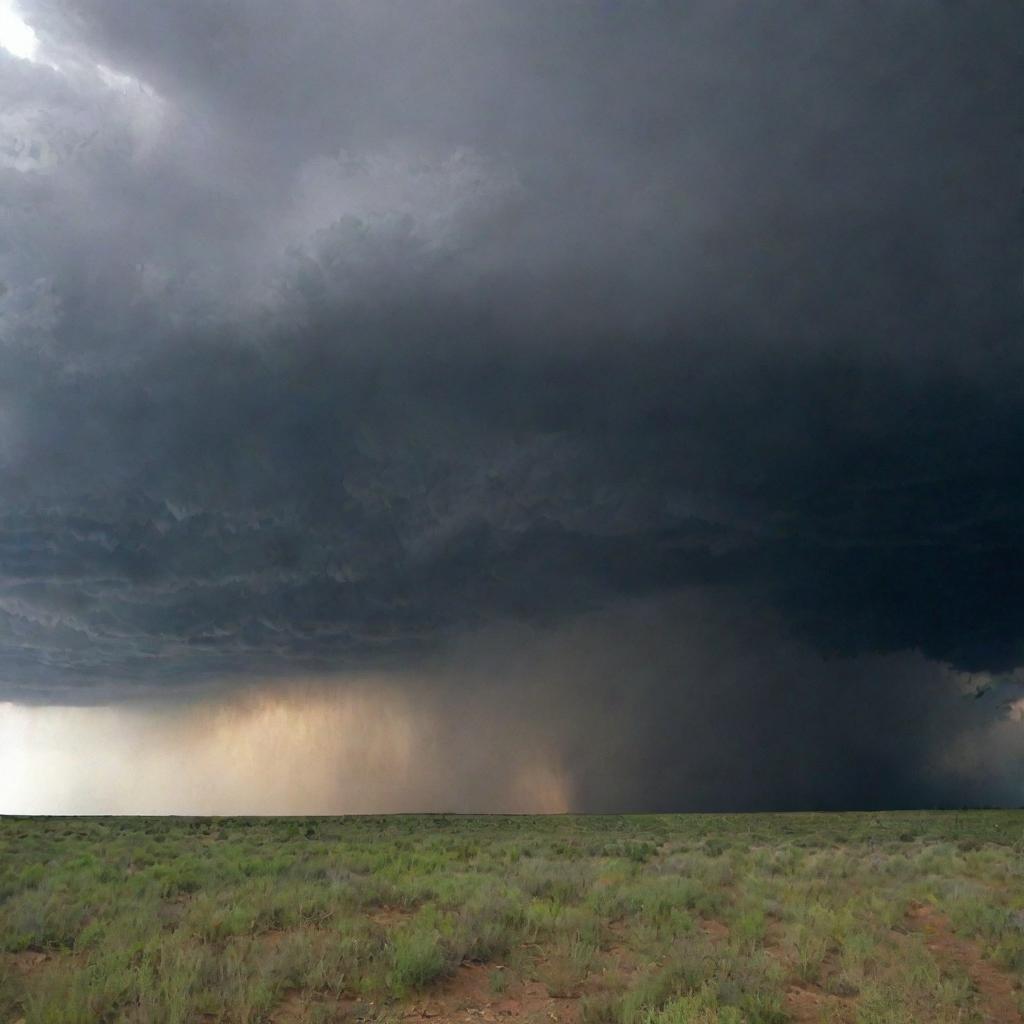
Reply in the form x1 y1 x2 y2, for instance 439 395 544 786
0 2 36 61
1 1 1023 812
0 681 573 815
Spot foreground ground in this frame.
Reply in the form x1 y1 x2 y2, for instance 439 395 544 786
1 813 1024 1023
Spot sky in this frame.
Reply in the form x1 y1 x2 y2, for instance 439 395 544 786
0 1 1023 814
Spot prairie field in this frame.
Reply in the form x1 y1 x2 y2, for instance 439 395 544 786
2 812 1023 1024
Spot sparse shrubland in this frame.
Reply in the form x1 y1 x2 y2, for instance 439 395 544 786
1 812 1023 1022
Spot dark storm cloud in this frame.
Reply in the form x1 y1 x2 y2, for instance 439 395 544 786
1 1 1023 803
429 593 1024 812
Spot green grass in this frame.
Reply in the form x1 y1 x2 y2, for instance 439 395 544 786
1 812 1023 1022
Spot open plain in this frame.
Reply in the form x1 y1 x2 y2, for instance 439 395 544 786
2 812 1024 1023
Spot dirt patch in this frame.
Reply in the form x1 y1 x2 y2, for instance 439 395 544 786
272 989 306 1022
260 929 291 949
759 925 854 1023
268 989 363 1023
906 903 1022 1024
402 962 579 1024
4 950 50 975
783 984 841 1024
371 906 416 928
781 983 855 1024
698 918 730 943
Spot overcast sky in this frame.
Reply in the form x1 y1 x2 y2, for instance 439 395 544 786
1 1 1023 812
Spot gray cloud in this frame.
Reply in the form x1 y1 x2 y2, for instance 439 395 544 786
4 593 1023 813
1 1 1023 806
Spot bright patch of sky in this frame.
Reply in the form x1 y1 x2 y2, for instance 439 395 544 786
0 0 37 61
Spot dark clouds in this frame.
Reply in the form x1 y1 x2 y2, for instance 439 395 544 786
1 1 1023 806
5 593 1024 814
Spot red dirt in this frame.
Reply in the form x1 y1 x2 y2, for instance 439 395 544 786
758 923 855 1023
370 906 415 927
402 962 580 1024
906 903 1022 1024
267 953 619 1023
4 950 49 974
269 989 361 1023
699 918 730 943
783 983 852 1024
699 917 854 1023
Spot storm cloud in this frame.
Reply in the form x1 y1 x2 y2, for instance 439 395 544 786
1 1 1023 808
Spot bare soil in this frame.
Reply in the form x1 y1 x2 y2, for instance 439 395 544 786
906 903 1022 1024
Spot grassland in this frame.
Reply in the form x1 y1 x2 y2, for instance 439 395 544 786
2 812 1024 1023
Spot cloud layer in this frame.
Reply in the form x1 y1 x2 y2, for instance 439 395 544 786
0 1 1022 807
